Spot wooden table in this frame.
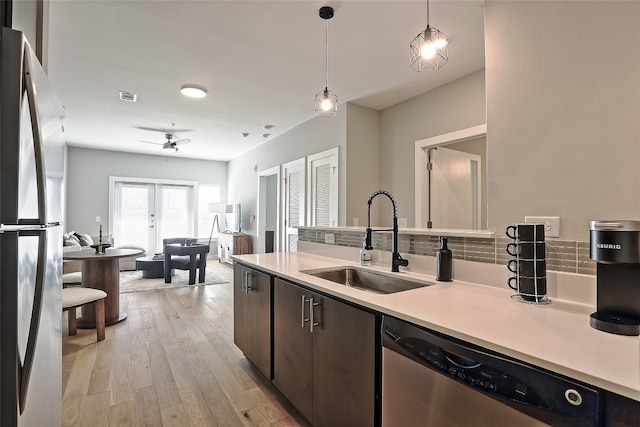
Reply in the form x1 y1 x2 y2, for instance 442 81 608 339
63 247 144 327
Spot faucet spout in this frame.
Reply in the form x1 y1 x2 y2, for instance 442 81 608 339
366 190 409 272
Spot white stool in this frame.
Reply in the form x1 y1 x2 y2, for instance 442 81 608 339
62 287 107 342
62 271 82 287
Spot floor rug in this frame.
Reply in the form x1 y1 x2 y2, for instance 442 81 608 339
119 269 230 293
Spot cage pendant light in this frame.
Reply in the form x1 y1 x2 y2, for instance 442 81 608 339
315 6 338 118
410 0 448 72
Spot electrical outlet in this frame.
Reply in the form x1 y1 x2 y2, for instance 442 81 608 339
324 233 335 244
525 216 560 238
95 216 101 223
353 218 359 227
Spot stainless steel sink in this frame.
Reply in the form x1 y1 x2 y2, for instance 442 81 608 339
301 267 434 294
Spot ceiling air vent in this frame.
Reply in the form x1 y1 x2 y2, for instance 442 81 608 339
118 90 137 102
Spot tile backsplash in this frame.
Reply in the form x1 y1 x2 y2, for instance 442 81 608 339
298 227 595 276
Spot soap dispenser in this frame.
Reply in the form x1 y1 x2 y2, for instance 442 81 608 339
360 238 372 266
436 237 452 282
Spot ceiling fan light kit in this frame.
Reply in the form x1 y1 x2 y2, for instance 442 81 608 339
180 84 208 98
314 6 338 118
139 133 191 153
410 0 449 72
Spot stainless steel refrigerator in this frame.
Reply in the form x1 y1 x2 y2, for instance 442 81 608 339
0 27 65 426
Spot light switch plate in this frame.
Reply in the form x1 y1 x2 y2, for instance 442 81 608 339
324 233 335 244
95 216 101 223
398 218 408 229
525 216 560 237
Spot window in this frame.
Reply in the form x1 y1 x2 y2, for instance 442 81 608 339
197 184 222 239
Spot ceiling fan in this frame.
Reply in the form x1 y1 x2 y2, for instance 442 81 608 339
139 133 191 152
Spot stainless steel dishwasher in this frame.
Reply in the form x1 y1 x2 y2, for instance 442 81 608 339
382 316 601 427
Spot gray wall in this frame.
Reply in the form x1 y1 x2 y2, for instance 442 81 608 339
379 69 486 226
227 108 347 235
231 1 640 242
11 0 50 68
485 1 640 240
66 146 227 235
265 174 278 231
227 70 486 234
346 103 381 227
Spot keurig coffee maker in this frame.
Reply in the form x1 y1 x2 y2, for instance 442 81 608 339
590 220 640 335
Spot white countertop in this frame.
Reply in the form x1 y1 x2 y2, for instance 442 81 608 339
234 252 640 402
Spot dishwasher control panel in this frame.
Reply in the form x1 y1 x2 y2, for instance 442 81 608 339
396 335 548 408
382 316 601 426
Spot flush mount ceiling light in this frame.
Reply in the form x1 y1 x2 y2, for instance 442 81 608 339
314 6 338 118
180 84 207 98
410 0 448 72
119 90 137 102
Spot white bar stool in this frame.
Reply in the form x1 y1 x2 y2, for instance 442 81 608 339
62 287 107 342
62 271 82 287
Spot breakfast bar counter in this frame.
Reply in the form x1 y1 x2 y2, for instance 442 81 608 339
233 251 640 403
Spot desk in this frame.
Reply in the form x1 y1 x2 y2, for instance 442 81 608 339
63 247 144 327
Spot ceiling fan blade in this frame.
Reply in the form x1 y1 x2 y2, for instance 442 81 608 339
138 139 165 145
134 126 192 134
172 138 191 146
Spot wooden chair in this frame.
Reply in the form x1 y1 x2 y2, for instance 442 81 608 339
163 238 210 285
62 287 107 342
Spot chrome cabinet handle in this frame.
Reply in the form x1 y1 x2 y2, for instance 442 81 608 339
245 272 253 294
242 270 247 293
309 297 321 333
301 295 310 327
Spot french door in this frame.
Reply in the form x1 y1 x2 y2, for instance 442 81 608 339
110 178 195 253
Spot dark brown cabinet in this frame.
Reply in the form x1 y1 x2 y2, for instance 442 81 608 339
233 263 271 378
273 278 377 427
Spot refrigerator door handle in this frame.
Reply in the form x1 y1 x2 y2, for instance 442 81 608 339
22 47 48 224
18 229 47 414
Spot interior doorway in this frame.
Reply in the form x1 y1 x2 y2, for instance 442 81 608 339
257 166 280 253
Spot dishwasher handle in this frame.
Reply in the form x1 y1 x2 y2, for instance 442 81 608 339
442 349 482 369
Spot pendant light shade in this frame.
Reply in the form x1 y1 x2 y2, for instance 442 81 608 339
410 0 448 71
315 87 338 117
315 6 337 118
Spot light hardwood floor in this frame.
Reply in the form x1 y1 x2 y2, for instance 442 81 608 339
62 262 309 427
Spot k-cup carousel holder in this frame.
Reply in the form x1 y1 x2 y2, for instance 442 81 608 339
506 223 550 305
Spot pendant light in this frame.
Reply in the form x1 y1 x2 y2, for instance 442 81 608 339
315 6 338 118
410 0 448 72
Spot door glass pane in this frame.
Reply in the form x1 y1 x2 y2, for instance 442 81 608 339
118 184 149 249
158 186 190 240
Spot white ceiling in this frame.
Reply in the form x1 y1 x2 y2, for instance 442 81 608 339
47 1 485 161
